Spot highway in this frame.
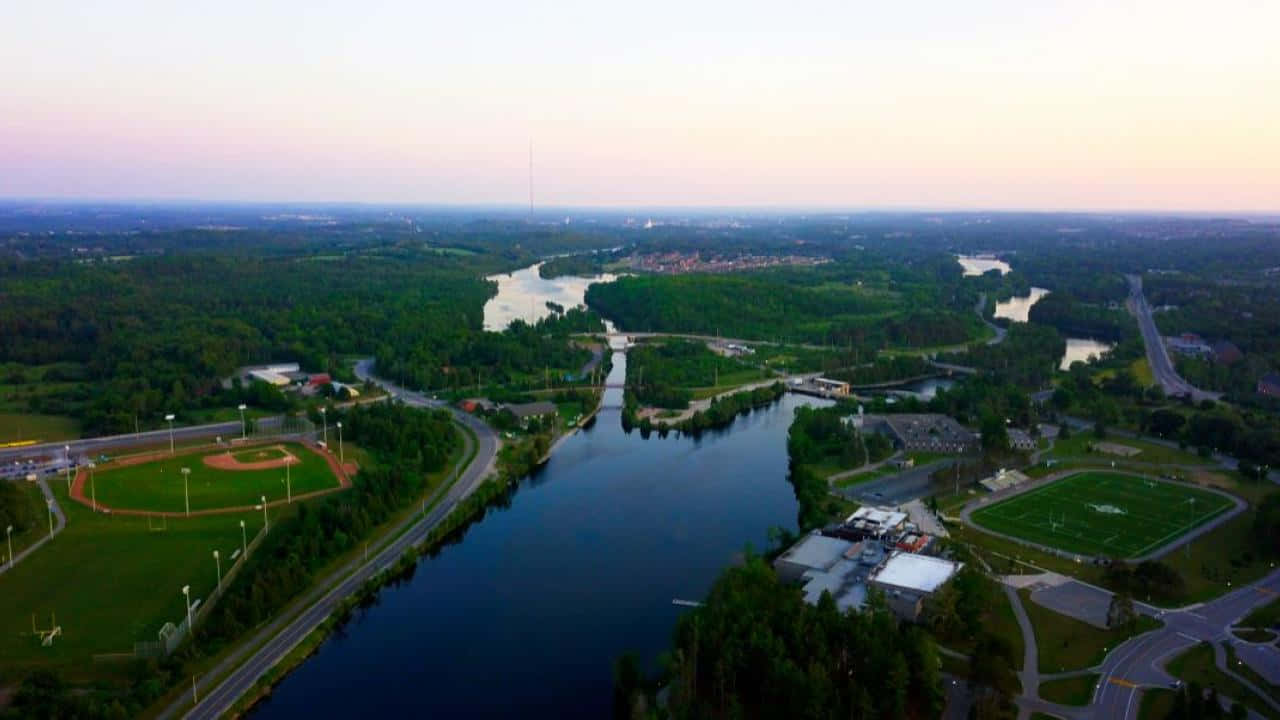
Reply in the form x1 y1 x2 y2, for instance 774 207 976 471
0 417 284 466
174 360 499 720
1126 274 1220 403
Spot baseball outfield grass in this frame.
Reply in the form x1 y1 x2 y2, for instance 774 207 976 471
88 443 340 513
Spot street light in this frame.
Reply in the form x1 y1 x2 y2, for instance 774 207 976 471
260 495 268 531
5 525 12 567
320 407 327 447
212 550 221 592
89 461 97 512
336 421 343 465
239 519 247 557
182 585 192 632
181 467 192 517
285 456 292 504
45 499 54 537
64 445 72 492
165 414 176 455
237 404 247 440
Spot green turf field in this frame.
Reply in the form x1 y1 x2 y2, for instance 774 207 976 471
0 482 265 671
91 443 340 513
970 472 1234 558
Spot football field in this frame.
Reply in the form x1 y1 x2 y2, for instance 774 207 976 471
970 472 1234 558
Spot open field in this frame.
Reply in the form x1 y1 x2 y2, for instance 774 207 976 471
971 472 1234 558
1020 588 1162 672
2 481 52 560
1047 432 1210 467
87 442 342 513
1038 674 1099 705
0 481 266 673
0 412 82 445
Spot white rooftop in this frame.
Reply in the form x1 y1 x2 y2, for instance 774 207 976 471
779 533 853 572
847 506 908 528
870 552 961 594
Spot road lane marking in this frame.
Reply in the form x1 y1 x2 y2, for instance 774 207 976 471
1177 632 1201 642
1110 677 1138 688
1258 586 1278 597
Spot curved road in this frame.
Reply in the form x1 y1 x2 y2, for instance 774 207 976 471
0 477 66 575
175 360 499 720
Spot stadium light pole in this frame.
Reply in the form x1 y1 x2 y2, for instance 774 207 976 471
261 495 268 531
320 407 327 447
181 467 191 517
336 422 343 465
64 445 72 492
238 404 247 440
285 456 292 504
89 462 97 512
6 525 12 568
212 550 221 592
165 414 176 455
182 585 192 632
46 498 54 538
239 520 247 557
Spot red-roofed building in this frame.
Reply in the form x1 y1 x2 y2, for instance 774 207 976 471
308 373 332 386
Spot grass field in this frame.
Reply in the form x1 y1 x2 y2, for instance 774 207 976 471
1038 674 1099 705
1020 588 1162 672
1048 432 1210 467
0 412 82 444
971 472 1233 558
91 443 340 513
0 481 266 672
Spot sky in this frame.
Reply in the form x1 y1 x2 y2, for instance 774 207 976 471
2 1 1278 211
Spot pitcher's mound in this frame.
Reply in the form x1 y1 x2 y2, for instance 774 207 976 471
203 445 299 471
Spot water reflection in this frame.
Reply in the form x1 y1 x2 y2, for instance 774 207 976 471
956 254 1011 276
482 263 618 331
1060 338 1114 370
993 287 1050 322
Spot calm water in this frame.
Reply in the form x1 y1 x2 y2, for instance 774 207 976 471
483 263 618 331
956 254 1011 276
993 287 1050 322
1060 337 1114 370
249 347 827 719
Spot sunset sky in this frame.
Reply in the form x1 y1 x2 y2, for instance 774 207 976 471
2 1 1277 210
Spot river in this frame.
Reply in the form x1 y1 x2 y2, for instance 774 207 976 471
483 262 618 331
956 254 1011 276
249 338 830 718
993 286 1050 323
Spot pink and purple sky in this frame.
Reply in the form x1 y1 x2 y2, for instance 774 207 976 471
2 1 1277 211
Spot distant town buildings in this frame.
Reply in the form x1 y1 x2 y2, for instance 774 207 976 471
1258 373 1280 399
1166 333 1211 358
625 251 828 275
1006 428 1036 452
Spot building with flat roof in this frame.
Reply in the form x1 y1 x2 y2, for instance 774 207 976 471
773 532 853 583
869 552 962 621
1259 373 1280 399
864 414 978 454
813 378 851 396
248 369 291 387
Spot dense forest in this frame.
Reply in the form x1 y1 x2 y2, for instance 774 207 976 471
0 225 609 435
625 341 764 410
631 555 945 719
585 252 984 350
1026 292 1134 343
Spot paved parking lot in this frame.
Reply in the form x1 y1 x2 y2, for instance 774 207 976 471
1030 581 1116 629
